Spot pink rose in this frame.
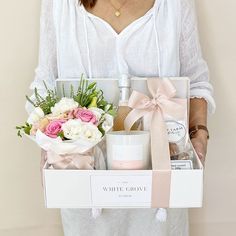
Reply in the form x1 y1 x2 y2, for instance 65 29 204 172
44 119 66 138
68 108 97 124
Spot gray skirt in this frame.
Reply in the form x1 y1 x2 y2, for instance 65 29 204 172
60 208 189 236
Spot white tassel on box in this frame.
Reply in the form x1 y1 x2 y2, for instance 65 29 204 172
92 208 103 219
155 208 167 222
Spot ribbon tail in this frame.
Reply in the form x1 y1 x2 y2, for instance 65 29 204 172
151 111 170 170
155 208 167 222
151 110 171 208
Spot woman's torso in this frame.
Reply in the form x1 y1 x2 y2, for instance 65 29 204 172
53 0 180 79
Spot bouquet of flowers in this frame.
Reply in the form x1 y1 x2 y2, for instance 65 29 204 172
16 75 116 170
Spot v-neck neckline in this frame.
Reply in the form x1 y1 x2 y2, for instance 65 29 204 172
78 0 159 37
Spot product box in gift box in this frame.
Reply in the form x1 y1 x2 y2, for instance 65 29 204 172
43 77 204 209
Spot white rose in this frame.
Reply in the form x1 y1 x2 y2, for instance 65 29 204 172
81 123 102 141
88 107 104 121
27 107 45 124
51 98 78 116
102 114 114 132
61 119 83 140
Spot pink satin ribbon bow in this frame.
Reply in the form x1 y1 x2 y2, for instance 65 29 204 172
46 149 95 170
124 78 185 207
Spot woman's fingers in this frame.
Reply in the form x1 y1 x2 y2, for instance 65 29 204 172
169 143 179 160
191 137 207 167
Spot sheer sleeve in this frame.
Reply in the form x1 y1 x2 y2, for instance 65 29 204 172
179 0 216 114
25 0 57 114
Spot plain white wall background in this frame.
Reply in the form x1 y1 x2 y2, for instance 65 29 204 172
0 0 235 235
189 0 236 235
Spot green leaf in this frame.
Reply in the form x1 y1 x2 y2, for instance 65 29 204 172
17 130 22 137
16 123 32 137
100 100 107 106
25 95 37 107
87 82 96 90
73 76 105 108
107 109 117 117
98 124 105 136
24 126 32 135
70 84 74 98
57 131 65 139
27 81 59 115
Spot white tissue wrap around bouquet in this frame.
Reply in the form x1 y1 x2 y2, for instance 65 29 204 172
17 77 116 170
34 129 106 170
35 128 101 155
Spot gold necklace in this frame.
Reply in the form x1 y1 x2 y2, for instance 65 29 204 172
109 0 128 17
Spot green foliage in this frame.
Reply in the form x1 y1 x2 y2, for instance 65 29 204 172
16 123 32 137
73 74 98 107
57 131 65 139
98 124 105 136
107 109 117 117
17 74 117 138
73 74 116 117
26 81 59 115
17 81 59 137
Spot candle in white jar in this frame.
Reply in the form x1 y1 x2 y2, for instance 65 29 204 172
106 131 150 170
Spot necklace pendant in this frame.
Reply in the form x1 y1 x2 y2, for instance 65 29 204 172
115 10 121 17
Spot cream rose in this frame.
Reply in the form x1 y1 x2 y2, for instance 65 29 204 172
61 119 83 140
88 107 104 121
81 123 102 141
61 119 102 141
51 98 78 116
102 114 114 132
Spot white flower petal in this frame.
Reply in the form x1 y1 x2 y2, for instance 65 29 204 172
51 98 78 116
34 107 44 117
81 123 102 141
61 119 83 140
88 107 104 121
27 107 45 124
102 114 114 132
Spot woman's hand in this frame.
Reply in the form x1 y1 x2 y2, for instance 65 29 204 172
189 98 208 167
190 130 208 167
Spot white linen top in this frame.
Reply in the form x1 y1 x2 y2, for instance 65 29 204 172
26 0 215 113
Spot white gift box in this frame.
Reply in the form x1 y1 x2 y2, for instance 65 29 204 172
43 154 203 208
42 77 204 208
